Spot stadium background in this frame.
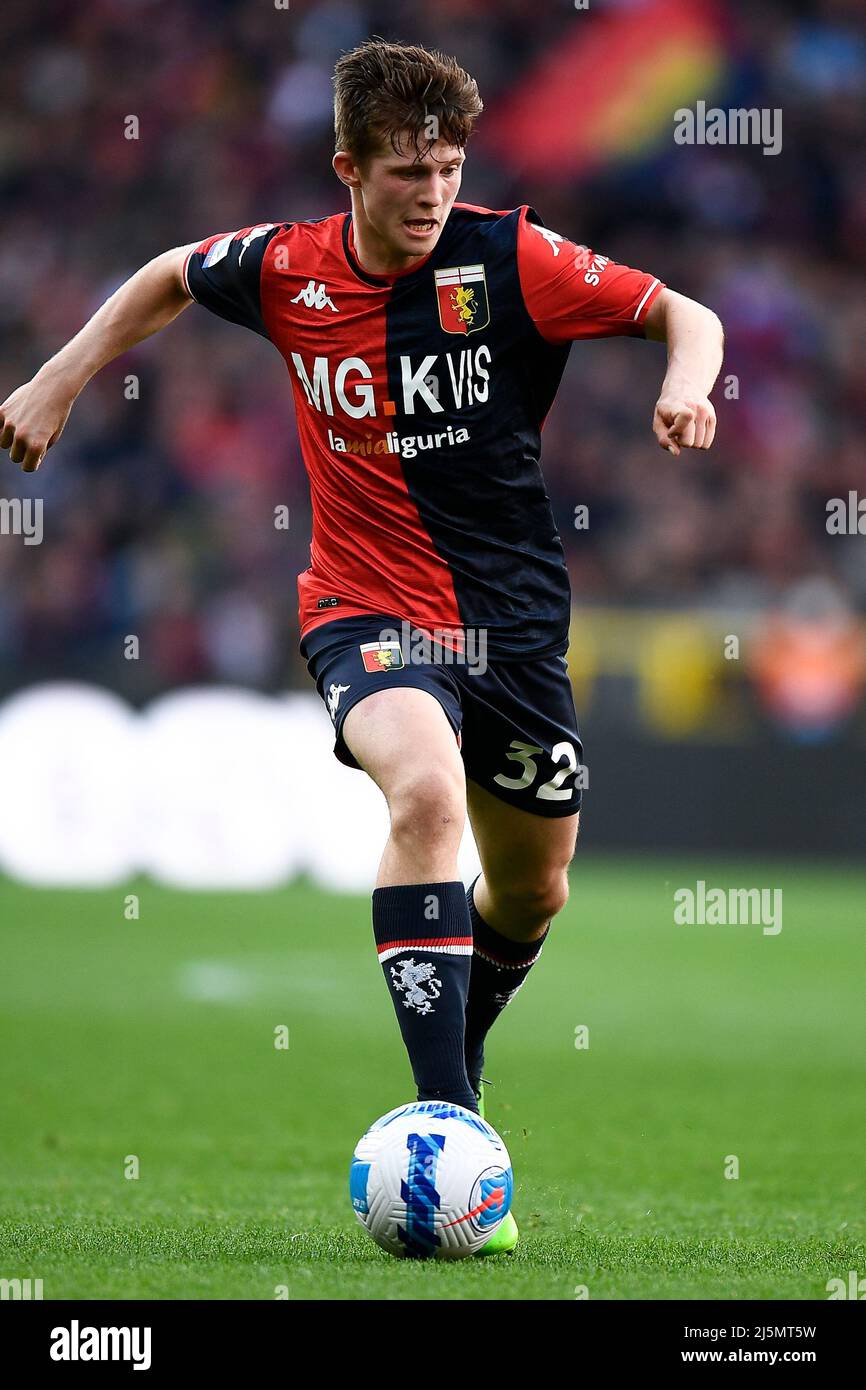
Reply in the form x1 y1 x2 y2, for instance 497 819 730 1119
1 0 864 1302
2 0 866 859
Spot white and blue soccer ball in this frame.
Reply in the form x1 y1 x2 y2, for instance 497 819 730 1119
350 1101 513 1259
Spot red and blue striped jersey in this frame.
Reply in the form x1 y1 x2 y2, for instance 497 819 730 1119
183 203 663 659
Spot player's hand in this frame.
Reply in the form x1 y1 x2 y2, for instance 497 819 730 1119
652 395 716 457
0 374 75 472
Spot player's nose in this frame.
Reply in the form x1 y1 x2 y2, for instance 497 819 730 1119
416 176 446 211
414 195 440 214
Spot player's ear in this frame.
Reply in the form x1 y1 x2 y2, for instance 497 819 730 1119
333 151 362 188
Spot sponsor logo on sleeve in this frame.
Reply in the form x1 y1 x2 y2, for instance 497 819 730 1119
203 223 275 270
203 235 233 269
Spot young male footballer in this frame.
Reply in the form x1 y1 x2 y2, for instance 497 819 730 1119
1 40 723 1253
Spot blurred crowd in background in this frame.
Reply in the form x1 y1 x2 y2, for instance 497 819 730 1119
1 0 865 742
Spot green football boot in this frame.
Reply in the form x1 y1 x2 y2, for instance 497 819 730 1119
475 1076 488 1121
473 1078 519 1257
474 1207 519 1256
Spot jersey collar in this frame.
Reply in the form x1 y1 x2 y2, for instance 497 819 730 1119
342 213 438 288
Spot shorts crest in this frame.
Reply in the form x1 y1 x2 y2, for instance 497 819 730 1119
359 640 404 673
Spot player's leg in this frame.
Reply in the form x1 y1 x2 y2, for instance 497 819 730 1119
342 686 479 1111
468 777 579 940
342 686 465 888
463 780 579 1094
452 650 583 1097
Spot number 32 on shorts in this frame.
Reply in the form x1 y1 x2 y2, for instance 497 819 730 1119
493 740 585 801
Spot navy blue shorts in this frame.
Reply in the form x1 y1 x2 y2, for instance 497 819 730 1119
299 613 583 819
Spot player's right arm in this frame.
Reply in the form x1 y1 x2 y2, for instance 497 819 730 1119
0 243 198 473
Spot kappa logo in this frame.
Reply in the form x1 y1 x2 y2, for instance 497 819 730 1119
292 279 339 312
435 265 490 335
238 223 275 264
529 222 611 286
327 682 351 722
390 958 442 1015
528 222 564 257
203 224 275 270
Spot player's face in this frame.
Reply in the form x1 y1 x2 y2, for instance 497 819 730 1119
343 135 465 266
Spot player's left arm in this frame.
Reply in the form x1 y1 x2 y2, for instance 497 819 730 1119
643 288 724 456
517 208 724 457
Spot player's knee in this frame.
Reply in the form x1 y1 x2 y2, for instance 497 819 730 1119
388 767 466 848
534 870 570 922
490 868 570 926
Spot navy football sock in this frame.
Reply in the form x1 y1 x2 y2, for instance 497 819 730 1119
464 874 549 1093
372 881 478 1113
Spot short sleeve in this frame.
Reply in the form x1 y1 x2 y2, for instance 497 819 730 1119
517 207 664 344
183 223 285 340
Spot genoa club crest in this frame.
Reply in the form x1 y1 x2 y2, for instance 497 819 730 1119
434 264 490 335
360 640 404 673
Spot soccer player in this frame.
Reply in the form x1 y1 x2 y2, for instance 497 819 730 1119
1 40 722 1254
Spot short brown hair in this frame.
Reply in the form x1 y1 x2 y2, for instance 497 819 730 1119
333 38 483 165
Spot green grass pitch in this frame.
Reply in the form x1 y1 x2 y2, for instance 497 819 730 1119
1 858 863 1300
